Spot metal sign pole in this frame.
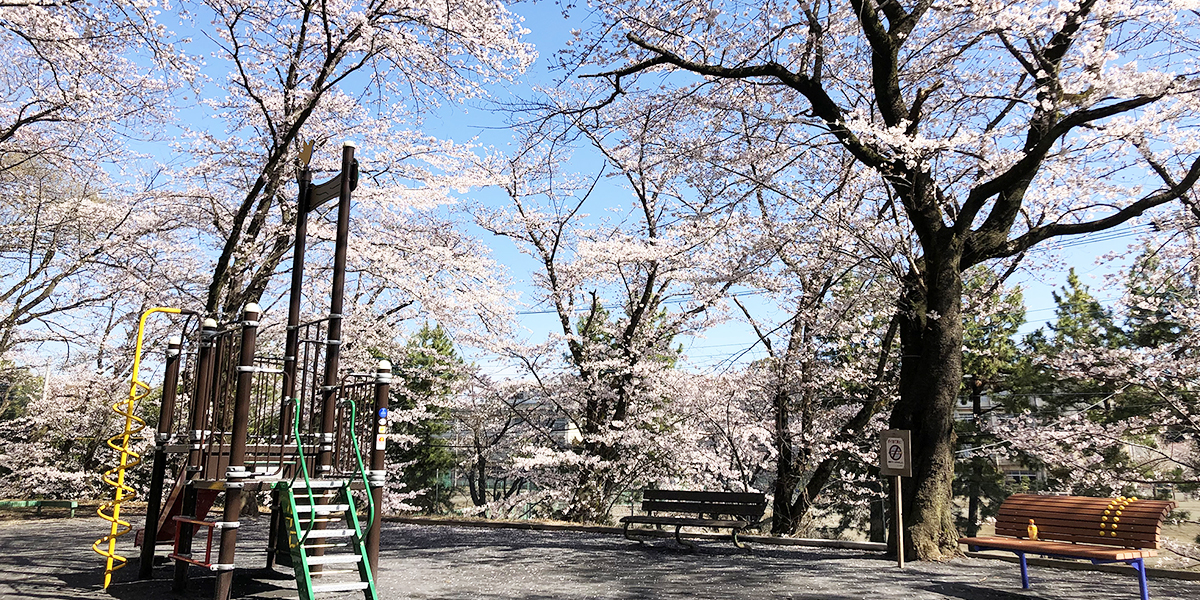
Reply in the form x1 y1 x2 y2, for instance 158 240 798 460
895 474 903 569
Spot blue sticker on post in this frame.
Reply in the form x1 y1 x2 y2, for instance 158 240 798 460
378 407 388 418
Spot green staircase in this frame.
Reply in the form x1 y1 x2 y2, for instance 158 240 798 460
278 480 378 600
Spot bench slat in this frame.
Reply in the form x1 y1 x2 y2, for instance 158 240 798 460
643 490 766 504
621 516 755 529
1000 495 1174 517
960 536 1156 561
996 514 1161 534
996 518 1160 536
996 525 1158 547
641 500 765 518
999 503 1171 522
1005 493 1172 508
995 526 1159 545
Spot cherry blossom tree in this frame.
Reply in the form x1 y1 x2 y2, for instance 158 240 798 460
687 126 904 533
562 0 1200 558
474 94 767 521
174 0 534 318
0 1 194 362
0 0 182 178
449 374 542 515
0 159 201 363
0 364 140 498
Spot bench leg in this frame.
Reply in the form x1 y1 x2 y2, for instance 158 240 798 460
1017 552 1030 589
674 525 696 550
1133 558 1149 600
731 529 748 551
622 522 644 545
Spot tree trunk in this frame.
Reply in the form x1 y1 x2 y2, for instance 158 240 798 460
468 442 487 506
770 383 800 534
890 251 963 560
869 478 886 543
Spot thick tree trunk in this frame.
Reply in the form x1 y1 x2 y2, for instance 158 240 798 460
770 384 801 534
889 252 963 560
565 465 610 522
869 478 886 543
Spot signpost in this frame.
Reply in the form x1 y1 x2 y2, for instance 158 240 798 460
879 429 911 568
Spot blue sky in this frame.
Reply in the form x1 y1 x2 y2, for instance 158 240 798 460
130 2 1148 377
415 2 1148 374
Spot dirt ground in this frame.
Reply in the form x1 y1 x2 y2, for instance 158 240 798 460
3 515 1200 600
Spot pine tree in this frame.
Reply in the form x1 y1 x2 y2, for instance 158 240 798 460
390 323 462 514
1124 248 1187 349
956 269 1025 536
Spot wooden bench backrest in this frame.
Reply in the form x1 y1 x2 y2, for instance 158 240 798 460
996 493 1176 549
641 489 767 520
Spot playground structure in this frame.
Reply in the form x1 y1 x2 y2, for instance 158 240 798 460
93 142 389 600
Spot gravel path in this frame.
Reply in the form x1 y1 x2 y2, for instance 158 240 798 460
2 516 1198 599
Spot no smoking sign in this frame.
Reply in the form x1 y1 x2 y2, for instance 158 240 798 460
879 429 912 477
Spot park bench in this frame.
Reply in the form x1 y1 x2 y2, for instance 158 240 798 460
959 493 1177 600
0 499 78 517
620 489 767 549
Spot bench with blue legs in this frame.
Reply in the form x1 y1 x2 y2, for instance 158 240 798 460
959 493 1177 600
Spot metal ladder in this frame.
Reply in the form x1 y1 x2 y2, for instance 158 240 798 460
278 479 378 600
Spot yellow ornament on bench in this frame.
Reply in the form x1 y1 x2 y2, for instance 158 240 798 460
1027 519 1038 540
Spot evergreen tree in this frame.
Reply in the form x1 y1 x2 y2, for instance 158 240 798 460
955 268 1025 536
1020 269 1124 416
389 323 462 514
1049 269 1124 351
1012 269 1145 496
1124 248 1187 349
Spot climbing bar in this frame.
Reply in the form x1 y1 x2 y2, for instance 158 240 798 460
93 307 195 588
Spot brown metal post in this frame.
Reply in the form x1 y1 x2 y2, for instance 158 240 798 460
213 304 261 600
366 360 391 573
139 335 184 579
269 161 313 569
316 142 356 474
894 474 904 569
280 166 312 440
174 319 218 592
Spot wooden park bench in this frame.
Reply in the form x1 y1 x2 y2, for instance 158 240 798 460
620 489 767 549
0 499 78 517
959 493 1177 600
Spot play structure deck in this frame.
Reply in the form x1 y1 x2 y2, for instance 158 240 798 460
93 142 388 600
